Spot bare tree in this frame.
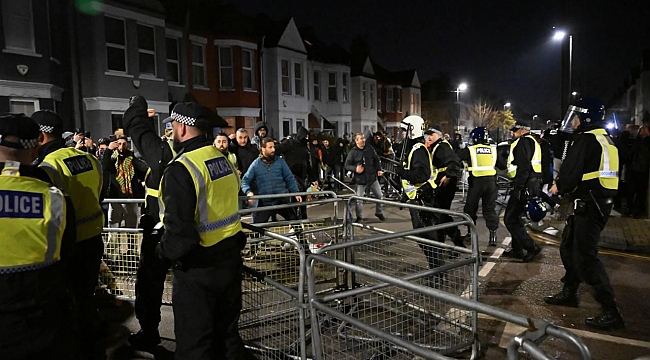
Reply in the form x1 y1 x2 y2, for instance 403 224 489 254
465 99 497 128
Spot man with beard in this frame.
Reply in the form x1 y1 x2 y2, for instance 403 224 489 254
242 137 302 223
251 121 268 149
214 132 238 173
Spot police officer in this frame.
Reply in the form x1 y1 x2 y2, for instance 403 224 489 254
155 103 250 358
121 96 176 351
503 122 543 262
428 125 464 247
32 109 106 358
0 113 77 359
396 118 444 286
457 127 506 246
545 98 624 330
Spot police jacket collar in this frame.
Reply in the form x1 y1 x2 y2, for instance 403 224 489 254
35 138 66 164
173 136 212 154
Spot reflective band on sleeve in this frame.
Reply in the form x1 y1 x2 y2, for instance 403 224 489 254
39 162 65 189
469 166 496 171
196 213 240 233
45 187 65 262
178 155 209 226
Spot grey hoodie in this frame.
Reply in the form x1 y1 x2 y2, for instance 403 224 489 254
251 121 269 148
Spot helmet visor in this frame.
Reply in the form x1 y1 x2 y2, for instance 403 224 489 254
559 105 588 134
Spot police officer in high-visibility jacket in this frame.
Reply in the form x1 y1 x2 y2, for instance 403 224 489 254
155 103 250 359
0 114 77 358
545 98 624 330
457 127 507 246
428 125 463 247
503 122 543 262
396 117 443 286
121 96 176 351
32 109 106 357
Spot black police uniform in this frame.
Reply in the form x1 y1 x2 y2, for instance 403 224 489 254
156 104 251 359
0 114 78 359
504 133 542 261
457 143 507 244
122 97 175 348
431 137 463 246
397 140 442 273
545 123 623 329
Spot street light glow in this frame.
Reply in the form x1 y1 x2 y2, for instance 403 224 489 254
553 30 566 40
572 91 578 96
458 83 468 91
504 102 511 108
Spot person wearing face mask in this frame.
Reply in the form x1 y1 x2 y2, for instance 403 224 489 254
276 125 317 219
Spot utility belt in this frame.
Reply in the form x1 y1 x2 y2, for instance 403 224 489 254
173 231 246 271
573 190 613 218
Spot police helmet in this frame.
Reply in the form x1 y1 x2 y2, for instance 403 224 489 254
559 97 605 133
469 127 487 144
401 115 424 139
525 198 548 222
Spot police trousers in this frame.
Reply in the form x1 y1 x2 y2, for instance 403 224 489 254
463 176 499 230
408 195 443 270
172 237 250 360
560 200 617 309
433 177 459 239
503 190 537 253
135 217 171 333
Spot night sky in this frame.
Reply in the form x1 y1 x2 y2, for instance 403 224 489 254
225 0 649 121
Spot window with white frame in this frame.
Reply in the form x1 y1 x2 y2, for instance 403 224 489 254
166 37 181 83
342 73 349 102
137 24 156 76
2 0 35 52
386 88 393 112
294 63 304 97
219 47 234 89
281 60 291 95
282 118 292 138
362 83 367 109
296 119 304 131
313 71 321 101
111 113 124 132
396 88 402 113
9 98 39 116
344 122 351 138
192 43 206 87
328 72 337 102
105 16 127 72
242 49 255 90
370 84 375 109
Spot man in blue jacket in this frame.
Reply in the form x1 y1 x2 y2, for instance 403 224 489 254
242 137 302 223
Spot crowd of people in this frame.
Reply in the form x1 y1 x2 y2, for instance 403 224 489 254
2 93 645 359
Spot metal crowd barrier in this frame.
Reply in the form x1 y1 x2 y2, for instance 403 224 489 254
98 194 592 360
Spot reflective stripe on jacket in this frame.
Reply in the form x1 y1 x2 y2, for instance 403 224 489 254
39 147 103 241
159 146 242 247
0 173 66 273
581 128 618 190
468 144 497 177
401 143 437 200
507 135 541 178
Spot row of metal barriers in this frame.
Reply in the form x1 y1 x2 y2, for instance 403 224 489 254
100 193 592 360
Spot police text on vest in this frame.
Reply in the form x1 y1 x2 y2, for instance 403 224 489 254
0 190 44 218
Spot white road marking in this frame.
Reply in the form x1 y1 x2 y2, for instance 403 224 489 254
479 262 496 277
497 322 650 349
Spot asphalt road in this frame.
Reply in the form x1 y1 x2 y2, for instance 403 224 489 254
103 196 650 359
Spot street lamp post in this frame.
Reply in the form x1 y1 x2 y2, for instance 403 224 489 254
499 102 511 142
533 114 538 129
554 29 573 116
456 83 468 133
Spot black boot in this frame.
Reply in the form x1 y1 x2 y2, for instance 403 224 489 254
452 230 466 248
544 285 579 308
585 307 625 330
488 230 497 246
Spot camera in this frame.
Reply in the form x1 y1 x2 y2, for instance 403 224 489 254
108 135 117 142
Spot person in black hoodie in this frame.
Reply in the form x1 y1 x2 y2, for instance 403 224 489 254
251 121 268 149
276 125 316 219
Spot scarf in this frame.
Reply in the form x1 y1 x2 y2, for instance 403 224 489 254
113 150 135 197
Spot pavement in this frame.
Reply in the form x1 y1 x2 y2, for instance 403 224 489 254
527 206 650 255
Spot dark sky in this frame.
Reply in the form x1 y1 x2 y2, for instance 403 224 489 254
225 0 649 120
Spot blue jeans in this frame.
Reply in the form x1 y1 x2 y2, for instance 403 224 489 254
352 179 383 218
